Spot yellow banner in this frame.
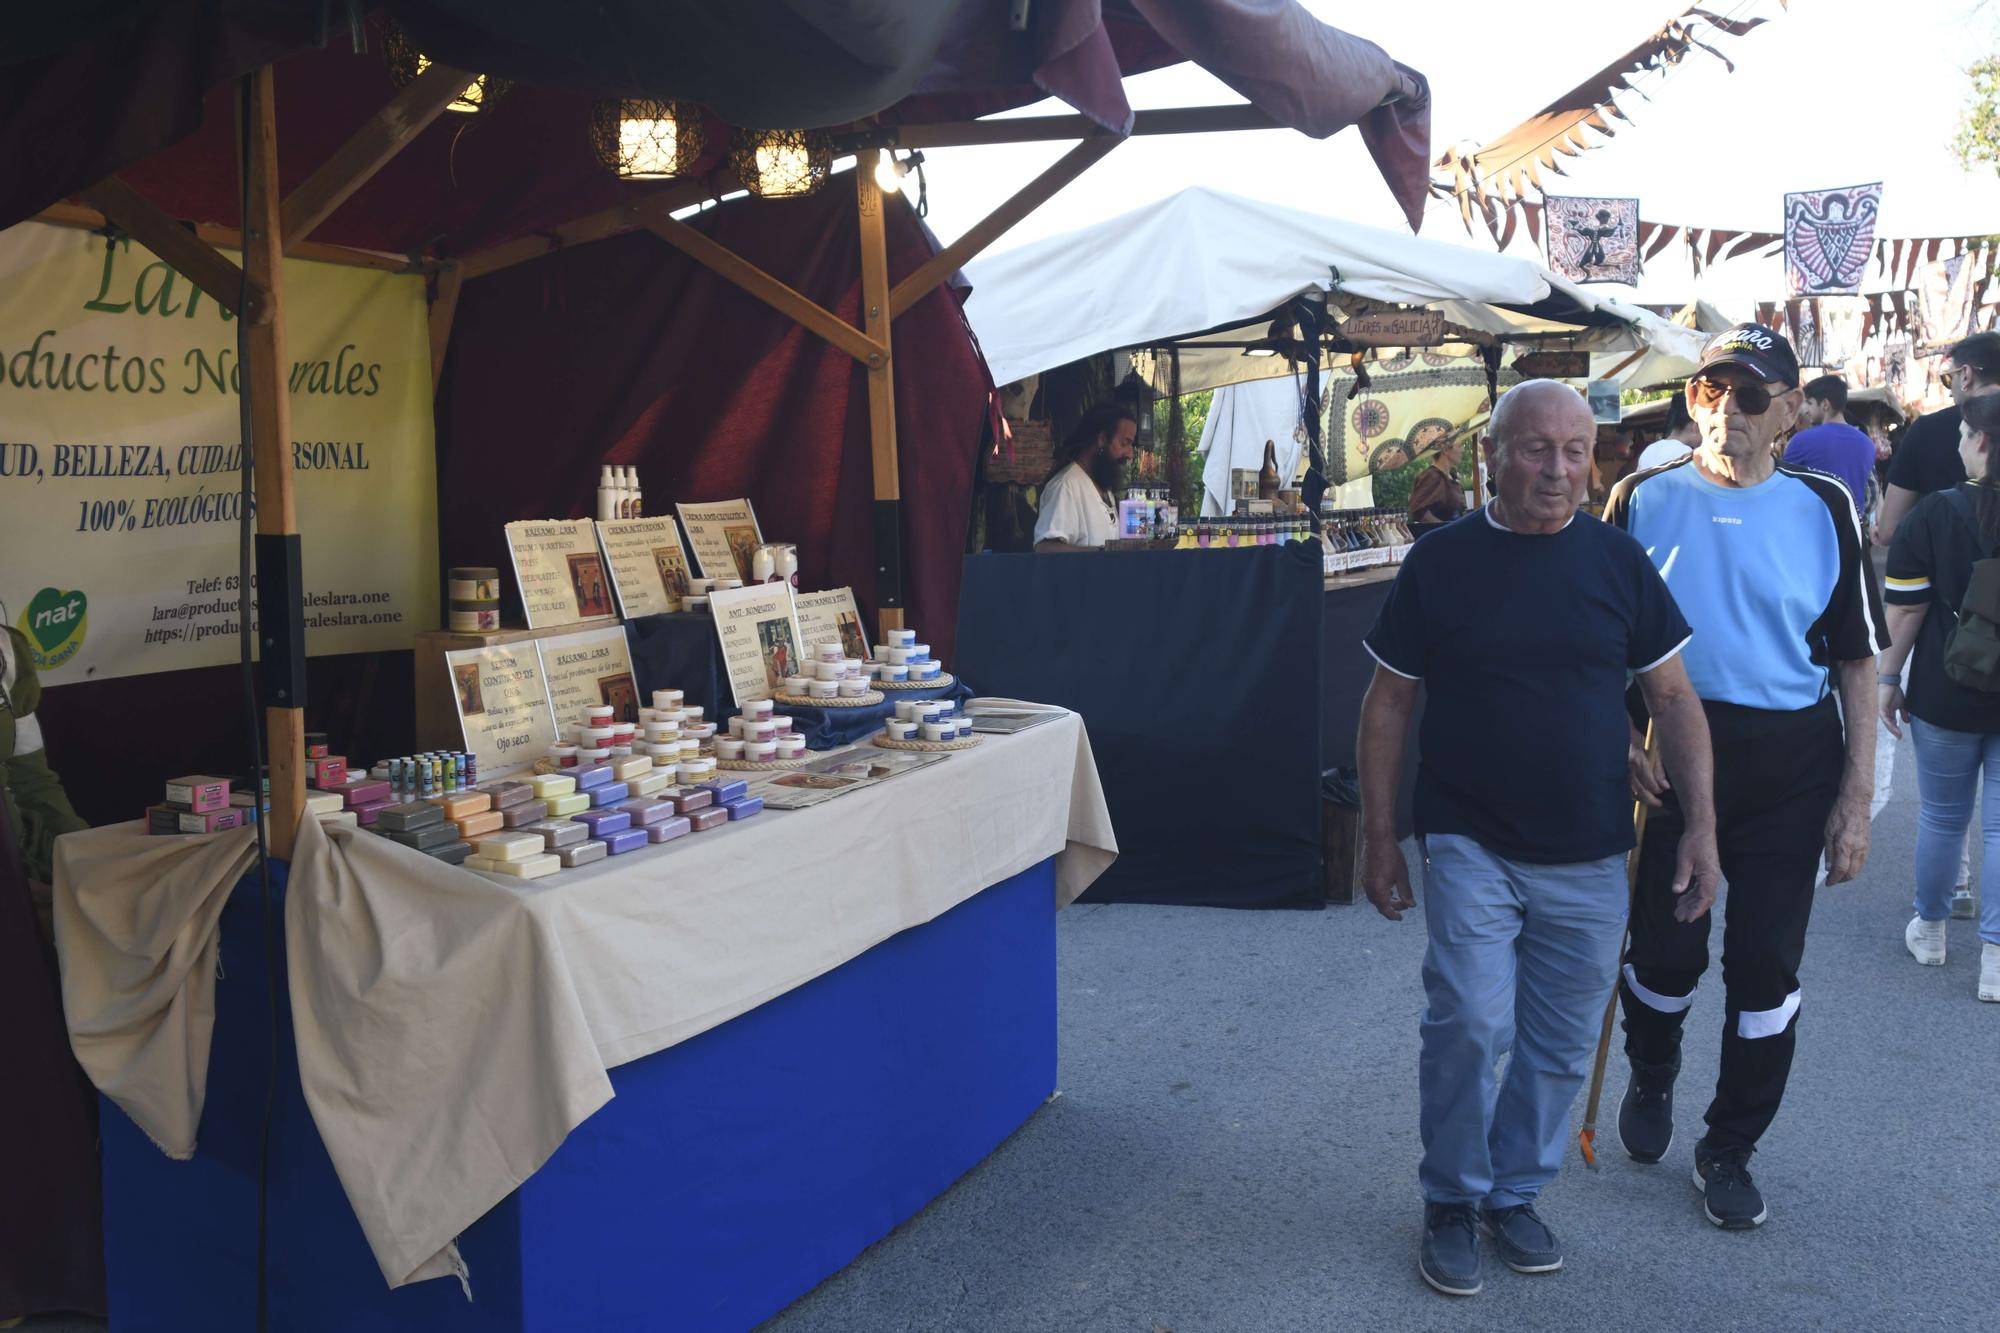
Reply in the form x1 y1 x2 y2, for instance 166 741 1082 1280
0 221 439 684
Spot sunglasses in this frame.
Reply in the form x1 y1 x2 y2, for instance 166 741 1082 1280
1689 376 1774 416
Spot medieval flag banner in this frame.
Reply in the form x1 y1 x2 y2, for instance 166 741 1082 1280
1783 182 1883 297
1544 196 1641 285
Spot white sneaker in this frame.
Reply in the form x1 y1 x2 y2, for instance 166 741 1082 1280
1906 916 1947 967
1981 942 2000 1003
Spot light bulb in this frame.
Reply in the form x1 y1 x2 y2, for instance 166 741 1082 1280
618 108 679 179
874 152 904 195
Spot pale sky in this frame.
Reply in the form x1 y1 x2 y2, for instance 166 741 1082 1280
917 0 2000 316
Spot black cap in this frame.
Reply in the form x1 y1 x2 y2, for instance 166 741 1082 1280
1695 324 1800 388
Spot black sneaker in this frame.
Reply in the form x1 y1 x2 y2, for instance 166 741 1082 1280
1481 1203 1563 1273
1617 1055 1679 1164
1419 1203 1483 1296
1692 1140 1768 1229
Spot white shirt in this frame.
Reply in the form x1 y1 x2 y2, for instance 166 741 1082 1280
1034 463 1118 548
1635 437 1695 473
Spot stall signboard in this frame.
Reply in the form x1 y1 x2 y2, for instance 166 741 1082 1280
792 587 870 662
595 517 691 619
443 639 558 777
676 499 763 582
0 221 439 684
504 519 617 629
1341 310 1446 348
1511 350 1591 379
538 624 640 733
709 583 802 704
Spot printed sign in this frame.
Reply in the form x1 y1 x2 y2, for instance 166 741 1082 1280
444 640 557 778
504 519 617 629
675 498 763 583
0 220 439 684
596 516 691 619
709 582 801 704
792 587 871 662
537 623 640 736
1340 310 1446 348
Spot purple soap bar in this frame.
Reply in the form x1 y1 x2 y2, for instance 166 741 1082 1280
721 795 764 821
700 778 749 805
573 764 615 791
572 808 632 836
617 799 675 828
601 826 649 855
669 789 713 815
588 781 631 808
646 816 692 844
352 799 393 827
501 803 544 829
483 781 535 811
687 806 728 832
343 779 393 810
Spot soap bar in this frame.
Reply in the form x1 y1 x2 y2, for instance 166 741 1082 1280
426 840 473 865
668 789 713 815
303 790 345 817
319 811 358 829
387 822 458 851
477 831 547 862
601 827 649 855
629 770 674 798
588 781 631 808
342 780 392 810
558 839 609 868
164 806 245 834
475 852 560 879
310 756 348 789
545 792 591 817
572 808 632 836
721 796 764 821
573 764 615 792
352 800 393 827
501 803 544 829
455 808 506 839
378 800 445 832
700 778 749 805
526 818 589 849
530 773 577 799
645 816 692 844
483 781 536 811
431 792 493 820
164 775 232 813
616 799 676 828
687 806 728 832
611 755 652 781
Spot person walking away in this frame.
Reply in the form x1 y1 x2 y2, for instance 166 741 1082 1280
1358 379 1719 1297
1635 393 1700 472
1784 376 1875 521
1876 390 2000 1000
1406 436 1468 534
1605 326 1887 1230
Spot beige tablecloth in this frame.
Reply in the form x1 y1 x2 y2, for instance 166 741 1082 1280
54 709 1113 1291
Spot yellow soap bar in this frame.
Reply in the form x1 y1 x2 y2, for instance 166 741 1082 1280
483 852 561 880
303 791 344 816
545 792 590 817
431 792 493 820
456 808 505 839
318 810 358 828
611 755 653 781
477 831 547 862
629 770 674 797
531 773 577 799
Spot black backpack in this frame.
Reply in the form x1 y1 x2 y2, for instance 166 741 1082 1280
1940 487 2000 692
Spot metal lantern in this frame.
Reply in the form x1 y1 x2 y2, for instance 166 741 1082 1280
382 22 508 114
589 99 705 180
729 128 832 199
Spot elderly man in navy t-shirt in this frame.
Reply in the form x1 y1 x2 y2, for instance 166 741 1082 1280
1357 379 1720 1298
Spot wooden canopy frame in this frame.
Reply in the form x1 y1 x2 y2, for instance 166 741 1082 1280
29 70 1292 855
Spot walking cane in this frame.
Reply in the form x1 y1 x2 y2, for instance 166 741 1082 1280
1578 721 1656 1171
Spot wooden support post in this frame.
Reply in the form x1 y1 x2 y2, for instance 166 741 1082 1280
242 66 305 859
281 64 476 251
888 103 1277 150
75 178 264 321
36 201 428 273
428 262 463 391
642 217 885 364
857 151 904 639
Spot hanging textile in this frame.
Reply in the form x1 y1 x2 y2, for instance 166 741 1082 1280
1543 196 1641 284
1785 182 1884 296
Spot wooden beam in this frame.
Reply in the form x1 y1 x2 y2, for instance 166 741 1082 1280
75 177 265 322
889 136 1118 320
643 216 884 364
888 103 1277 150
857 151 904 638
428 262 463 391
281 64 475 251
34 201 426 273
242 65 305 859
458 176 727 281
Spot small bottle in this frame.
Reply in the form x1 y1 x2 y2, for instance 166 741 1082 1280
624 466 642 518
597 465 617 522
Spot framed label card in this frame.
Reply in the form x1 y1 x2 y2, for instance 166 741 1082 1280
596 517 692 619
504 519 619 629
709 583 802 704
792 587 871 662
537 624 641 734
443 641 558 777
676 499 763 582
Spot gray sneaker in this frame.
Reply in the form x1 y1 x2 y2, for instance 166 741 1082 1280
1419 1203 1483 1296
1481 1203 1564 1273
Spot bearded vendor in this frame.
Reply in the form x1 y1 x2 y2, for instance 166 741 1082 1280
1033 402 1139 550
1 621 104 1324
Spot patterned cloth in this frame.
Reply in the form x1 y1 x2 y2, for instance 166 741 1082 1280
1321 355 1511 487
1544 196 1641 285
1784 182 1883 297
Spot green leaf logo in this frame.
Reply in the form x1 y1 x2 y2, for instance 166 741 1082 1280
19 587 87 669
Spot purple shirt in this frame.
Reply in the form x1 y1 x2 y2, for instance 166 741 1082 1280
1784 422 1875 516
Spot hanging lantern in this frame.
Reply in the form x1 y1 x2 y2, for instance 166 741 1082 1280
382 22 508 114
729 128 832 199
589 99 705 180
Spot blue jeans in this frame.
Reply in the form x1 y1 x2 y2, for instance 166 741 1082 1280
1418 834 1629 1207
1909 719 2000 945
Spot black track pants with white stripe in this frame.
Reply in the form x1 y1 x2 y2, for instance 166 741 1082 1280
1620 696 1845 1152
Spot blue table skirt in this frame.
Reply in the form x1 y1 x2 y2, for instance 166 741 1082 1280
102 857 1059 1332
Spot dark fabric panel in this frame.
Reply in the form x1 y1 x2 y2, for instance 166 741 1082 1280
623 613 731 724
1319 577 1417 839
955 543 1324 909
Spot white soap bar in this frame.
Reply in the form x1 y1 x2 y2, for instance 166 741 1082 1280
304 790 344 816
477 831 546 862
318 810 358 828
479 852 561 880
630 770 675 797
611 755 652 781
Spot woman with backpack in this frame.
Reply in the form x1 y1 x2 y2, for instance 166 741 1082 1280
1878 390 2000 1002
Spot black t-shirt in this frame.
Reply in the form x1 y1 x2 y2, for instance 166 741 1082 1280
1363 508 1692 864
1884 483 2000 732
1886 405 1964 495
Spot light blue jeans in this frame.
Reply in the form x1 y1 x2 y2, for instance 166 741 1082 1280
1908 719 2000 945
1418 834 1629 1208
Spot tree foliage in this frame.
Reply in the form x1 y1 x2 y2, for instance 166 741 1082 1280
1954 56 2000 173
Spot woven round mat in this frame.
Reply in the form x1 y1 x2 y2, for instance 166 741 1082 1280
715 754 815 771
874 672 955 692
773 690 885 709
873 732 981 752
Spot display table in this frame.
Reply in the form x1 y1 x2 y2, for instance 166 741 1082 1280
57 713 1114 1331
